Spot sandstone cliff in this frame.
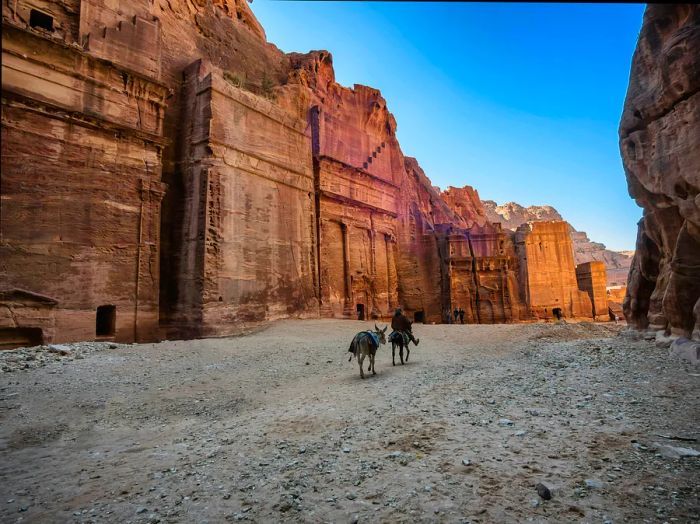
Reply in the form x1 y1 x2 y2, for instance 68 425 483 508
1 0 613 346
483 200 634 286
619 5 700 340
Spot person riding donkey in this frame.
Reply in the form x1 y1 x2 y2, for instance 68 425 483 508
390 308 420 348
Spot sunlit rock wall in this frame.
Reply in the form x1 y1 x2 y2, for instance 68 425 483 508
619 5 700 339
1 0 609 347
440 187 528 324
576 261 609 320
297 50 453 323
483 200 633 287
515 222 593 319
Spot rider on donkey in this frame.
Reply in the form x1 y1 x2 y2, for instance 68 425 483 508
390 308 420 347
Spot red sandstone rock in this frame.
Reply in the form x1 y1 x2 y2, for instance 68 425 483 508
441 186 489 228
484 200 633 287
1 1 610 346
576 261 609 321
514 222 593 320
619 5 700 339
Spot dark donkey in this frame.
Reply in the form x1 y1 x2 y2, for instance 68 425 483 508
389 331 410 366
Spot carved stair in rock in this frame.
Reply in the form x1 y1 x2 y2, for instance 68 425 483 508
362 141 386 170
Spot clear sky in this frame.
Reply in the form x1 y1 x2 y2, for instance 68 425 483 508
250 1 646 251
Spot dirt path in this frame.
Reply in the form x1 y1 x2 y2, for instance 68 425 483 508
1 320 698 523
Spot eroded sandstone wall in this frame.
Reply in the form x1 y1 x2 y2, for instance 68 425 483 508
576 261 608 320
2 0 608 346
620 5 700 339
515 221 593 319
163 61 318 338
295 50 453 323
439 188 528 324
484 200 633 287
1 20 168 343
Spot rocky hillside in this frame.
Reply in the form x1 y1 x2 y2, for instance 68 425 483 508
483 200 633 286
482 200 563 229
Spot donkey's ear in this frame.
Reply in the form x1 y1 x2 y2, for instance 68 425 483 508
382 326 388 333
375 323 379 331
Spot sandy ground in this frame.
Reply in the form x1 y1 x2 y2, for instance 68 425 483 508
0 320 699 523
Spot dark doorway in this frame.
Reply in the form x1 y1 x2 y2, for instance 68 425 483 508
0 327 44 350
553 307 563 320
356 303 365 321
30 9 54 31
96 305 116 337
414 310 425 323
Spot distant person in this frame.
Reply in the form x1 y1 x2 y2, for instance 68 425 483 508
453 307 459 322
458 307 465 324
391 308 420 346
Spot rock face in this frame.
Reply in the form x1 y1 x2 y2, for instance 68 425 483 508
1 13 168 343
484 200 633 286
483 201 562 229
576 261 609 320
619 5 700 340
569 231 633 287
0 0 613 346
514 222 593 320
162 61 318 338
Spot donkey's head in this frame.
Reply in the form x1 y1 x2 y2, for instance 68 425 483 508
374 324 388 345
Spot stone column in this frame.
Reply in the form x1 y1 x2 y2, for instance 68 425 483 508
385 234 397 312
341 222 352 315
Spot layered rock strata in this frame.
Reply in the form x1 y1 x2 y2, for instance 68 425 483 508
1 15 168 343
1 0 612 345
575 261 609 321
514 222 594 320
619 5 700 340
484 200 633 287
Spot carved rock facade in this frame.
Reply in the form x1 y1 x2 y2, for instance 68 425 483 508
1 1 610 346
483 200 634 287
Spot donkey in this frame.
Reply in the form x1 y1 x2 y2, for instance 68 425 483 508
389 331 410 366
348 324 387 379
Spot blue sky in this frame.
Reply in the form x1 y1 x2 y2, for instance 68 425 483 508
250 2 646 251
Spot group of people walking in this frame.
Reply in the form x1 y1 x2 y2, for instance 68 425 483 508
451 307 466 324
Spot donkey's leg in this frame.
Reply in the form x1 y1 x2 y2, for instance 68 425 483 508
370 353 376 375
406 346 410 362
392 343 396 366
358 352 365 379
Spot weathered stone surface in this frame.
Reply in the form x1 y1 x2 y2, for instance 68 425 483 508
619 5 700 340
669 337 700 365
514 222 593 319
1 1 610 345
576 261 609 320
484 200 634 287
161 61 317 338
442 186 489 228
570 231 633 287
483 201 562 230
0 290 57 348
1 19 168 345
